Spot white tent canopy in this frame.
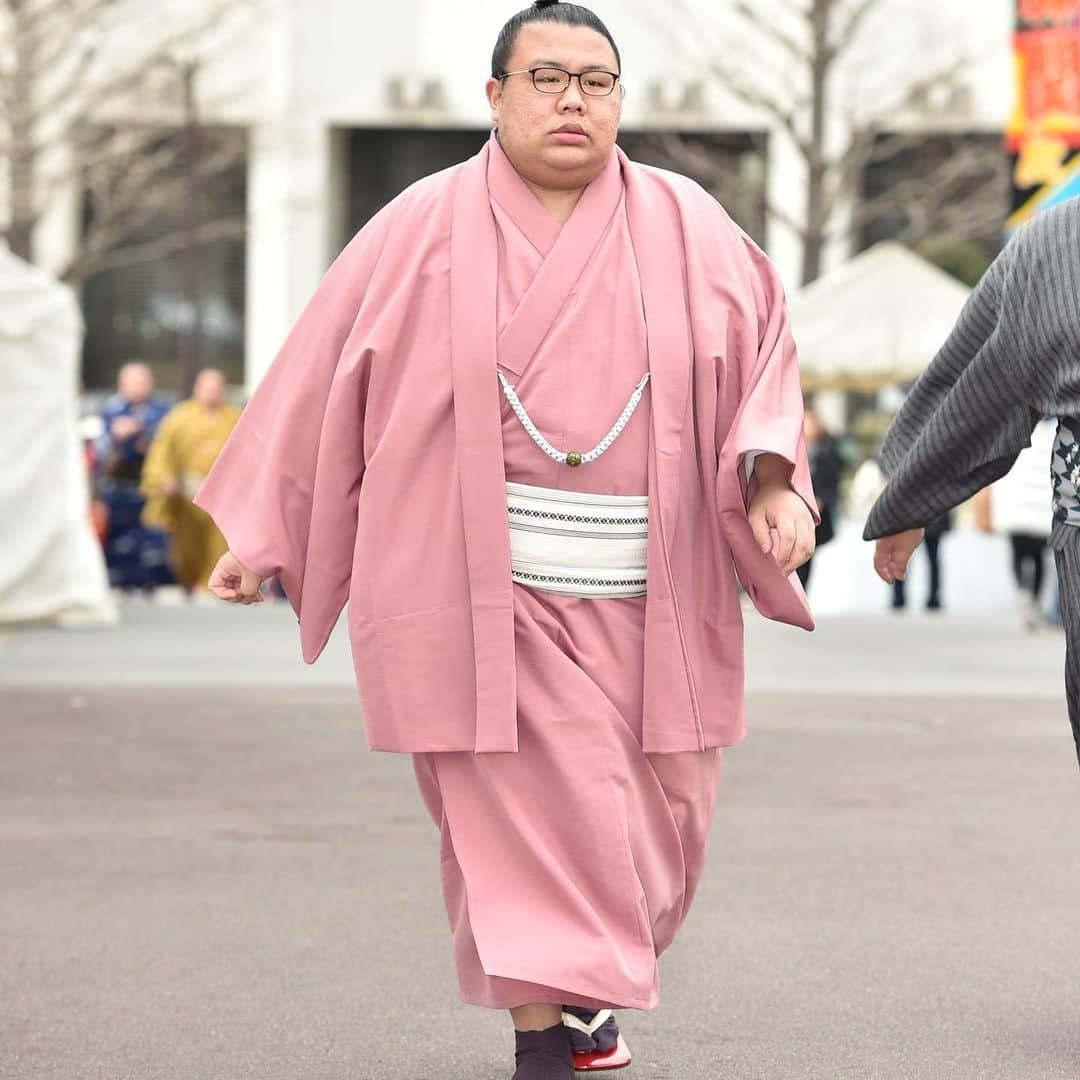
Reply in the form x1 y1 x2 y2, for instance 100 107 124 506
0 245 115 627
789 241 973 390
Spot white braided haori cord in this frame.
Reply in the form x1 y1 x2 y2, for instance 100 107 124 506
498 371 651 468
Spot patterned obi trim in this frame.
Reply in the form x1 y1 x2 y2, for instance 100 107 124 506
506 480 649 599
1052 415 1080 528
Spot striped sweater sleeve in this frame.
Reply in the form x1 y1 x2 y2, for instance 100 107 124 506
863 217 1052 541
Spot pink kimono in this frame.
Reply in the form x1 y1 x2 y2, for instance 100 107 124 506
195 133 816 1011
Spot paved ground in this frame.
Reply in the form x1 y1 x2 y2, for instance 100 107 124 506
2 606 1077 1079
0 597 1065 699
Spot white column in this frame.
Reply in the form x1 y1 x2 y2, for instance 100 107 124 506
813 389 847 435
244 116 335 390
242 0 340 391
32 142 80 283
763 125 805 293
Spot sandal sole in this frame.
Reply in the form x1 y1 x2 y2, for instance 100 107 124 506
573 1034 632 1071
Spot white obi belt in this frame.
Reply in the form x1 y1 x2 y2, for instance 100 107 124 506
506 480 648 599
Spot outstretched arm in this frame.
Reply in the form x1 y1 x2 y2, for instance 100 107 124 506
864 237 1041 541
193 198 399 646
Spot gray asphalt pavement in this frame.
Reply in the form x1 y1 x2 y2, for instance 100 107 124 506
2 605 1078 1079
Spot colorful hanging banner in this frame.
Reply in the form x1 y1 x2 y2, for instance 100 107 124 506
1007 0 1080 230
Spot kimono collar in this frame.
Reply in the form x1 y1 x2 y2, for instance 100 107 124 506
486 130 621 257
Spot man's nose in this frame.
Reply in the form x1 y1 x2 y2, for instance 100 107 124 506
558 78 586 110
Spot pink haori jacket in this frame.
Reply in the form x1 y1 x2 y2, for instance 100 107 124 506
194 136 818 756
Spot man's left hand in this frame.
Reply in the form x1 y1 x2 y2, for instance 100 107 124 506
747 481 817 576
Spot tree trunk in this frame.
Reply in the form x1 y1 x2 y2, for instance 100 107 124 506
801 0 831 286
7 0 37 261
178 62 203 397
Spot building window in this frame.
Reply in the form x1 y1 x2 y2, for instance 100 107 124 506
618 131 767 244
80 126 247 392
344 127 767 245
346 128 489 241
858 132 1008 285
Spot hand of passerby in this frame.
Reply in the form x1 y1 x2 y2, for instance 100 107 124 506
110 415 142 441
160 475 179 497
747 482 817 576
207 550 267 604
873 528 925 584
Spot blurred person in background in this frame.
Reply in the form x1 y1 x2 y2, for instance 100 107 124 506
95 361 172 594
796 407 843 591
865 198 1080 769
140 368 239 597
974 416 1056 630
848 451 949 612
190 2 818 1076
890 510 951 613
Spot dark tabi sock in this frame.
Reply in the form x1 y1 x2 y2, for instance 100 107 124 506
513 1022 575 1080
562 1005 620 1054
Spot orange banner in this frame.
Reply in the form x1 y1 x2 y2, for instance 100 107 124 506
1019 0 1079 21
1009 1 1080 228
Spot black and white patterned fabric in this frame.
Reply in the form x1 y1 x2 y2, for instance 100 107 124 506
862 199 1080 546
1052 529 1080 766
506 481 648 599
1051 416 1080 530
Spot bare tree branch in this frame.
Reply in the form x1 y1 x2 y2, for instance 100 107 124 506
1 0 255 278
732 0 813 66
702 57 811 155
633 131 807 239
826 0 880 63
634 0 991 285
61 216 247 285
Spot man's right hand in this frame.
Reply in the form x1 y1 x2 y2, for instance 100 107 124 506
207 551 267 604
873 528 925 585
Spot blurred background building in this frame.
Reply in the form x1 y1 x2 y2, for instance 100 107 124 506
3 0 1077 618
2 0 1018 398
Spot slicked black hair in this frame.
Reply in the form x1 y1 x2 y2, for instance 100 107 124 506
491 1 621 79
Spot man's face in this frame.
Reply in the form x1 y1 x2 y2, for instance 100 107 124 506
118 364 153 404
486 22 621 192
193 370 226 407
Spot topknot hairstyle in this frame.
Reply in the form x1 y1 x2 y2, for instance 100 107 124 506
491 1 621 79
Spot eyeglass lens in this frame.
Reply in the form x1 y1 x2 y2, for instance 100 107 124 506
532 68 616 96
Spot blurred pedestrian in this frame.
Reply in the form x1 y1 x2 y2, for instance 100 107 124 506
140 369 240 596
975 417 1056 630
864 198 1080 768
890 510 951 612
189 3 818 1076
95 362 172 593
796 408 843 591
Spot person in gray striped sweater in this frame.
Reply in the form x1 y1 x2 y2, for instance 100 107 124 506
863 196 1080 767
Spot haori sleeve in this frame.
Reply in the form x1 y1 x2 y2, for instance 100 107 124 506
718 236 818 523
193 199 399 611
863 239 1041 541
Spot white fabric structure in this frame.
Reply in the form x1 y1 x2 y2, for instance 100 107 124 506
0 246 115 627
789 241 973 390
990 417 1057 538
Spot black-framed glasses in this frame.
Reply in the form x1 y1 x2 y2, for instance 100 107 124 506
498 66 620 97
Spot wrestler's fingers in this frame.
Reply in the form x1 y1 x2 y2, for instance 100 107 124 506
790 514 815 575
774 515 798 571
749 505 772 554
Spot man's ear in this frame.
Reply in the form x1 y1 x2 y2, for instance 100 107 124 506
485 77 502 124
